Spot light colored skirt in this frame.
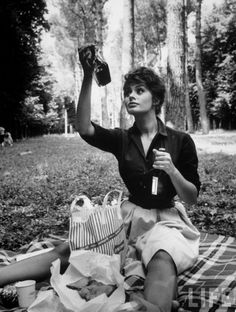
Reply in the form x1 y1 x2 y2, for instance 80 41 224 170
121 200 200 276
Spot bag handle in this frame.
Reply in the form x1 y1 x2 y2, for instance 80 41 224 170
70 196 81 212
102 189 123 219
102 189 123 207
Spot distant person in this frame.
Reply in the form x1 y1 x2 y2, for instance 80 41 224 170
0 127 5 146
3 132 13 147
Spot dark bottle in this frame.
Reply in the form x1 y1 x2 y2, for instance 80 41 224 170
94 56 111 87
78 44 111 87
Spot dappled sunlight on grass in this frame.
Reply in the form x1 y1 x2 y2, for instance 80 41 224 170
191 131 236 155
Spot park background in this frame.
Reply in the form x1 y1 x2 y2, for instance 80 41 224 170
0 0 235 250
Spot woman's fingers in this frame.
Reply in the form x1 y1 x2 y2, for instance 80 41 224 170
78 45 96 71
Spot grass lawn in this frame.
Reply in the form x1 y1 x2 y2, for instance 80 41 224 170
0 131 235 250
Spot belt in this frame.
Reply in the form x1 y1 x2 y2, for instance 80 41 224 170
129 195 174 210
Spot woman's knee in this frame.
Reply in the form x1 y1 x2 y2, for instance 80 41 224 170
147 250 177 274
54 242 70 261
53 242 70 273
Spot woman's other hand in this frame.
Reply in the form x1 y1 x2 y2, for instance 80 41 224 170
152 148 177 176
153 148 197 204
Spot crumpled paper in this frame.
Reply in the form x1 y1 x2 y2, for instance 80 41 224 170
28 250 125 312
28 289 67 312
69 250 124 285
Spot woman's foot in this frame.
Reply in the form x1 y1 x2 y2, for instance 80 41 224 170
134 299 188 312
117 294 187 312
116 299 188 312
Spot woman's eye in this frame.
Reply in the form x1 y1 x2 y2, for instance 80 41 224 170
136 88 144 94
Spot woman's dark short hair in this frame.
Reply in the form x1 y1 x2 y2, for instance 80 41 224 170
123 67 165 115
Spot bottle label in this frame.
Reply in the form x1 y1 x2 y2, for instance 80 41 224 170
151 176 158 195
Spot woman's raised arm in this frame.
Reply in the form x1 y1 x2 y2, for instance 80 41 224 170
74 46 96 136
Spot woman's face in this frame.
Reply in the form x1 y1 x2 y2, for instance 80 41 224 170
124 83 154 116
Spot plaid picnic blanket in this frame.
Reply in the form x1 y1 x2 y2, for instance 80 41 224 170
177 233 236 312
0 233 235 312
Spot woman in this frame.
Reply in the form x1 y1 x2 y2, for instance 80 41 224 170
0 47 200 312
75 46 201 312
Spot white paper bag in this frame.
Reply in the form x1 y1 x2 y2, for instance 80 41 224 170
50 251 126 312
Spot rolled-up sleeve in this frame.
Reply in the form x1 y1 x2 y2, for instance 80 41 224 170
80 122 122 159
178 134 201 194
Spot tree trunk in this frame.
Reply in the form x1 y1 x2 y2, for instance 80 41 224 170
120 0 135 129
121 0 134 70
95 0 110 127
103 0 123 127
183 0 194 133
144 44 148 66
166 0 186 131
64 108 68 135
195 0 210 134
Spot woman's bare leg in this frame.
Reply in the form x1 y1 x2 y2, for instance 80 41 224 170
0 242 70 287
143 250 177 312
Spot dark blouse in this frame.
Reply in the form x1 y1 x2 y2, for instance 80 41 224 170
81 118 200 209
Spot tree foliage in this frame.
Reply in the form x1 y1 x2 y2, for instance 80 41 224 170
134 0 166 67
57 0 107 49
205 2 236 129
191 0 236 130
195 0 210 134
0 0 49 138
1 0 235 136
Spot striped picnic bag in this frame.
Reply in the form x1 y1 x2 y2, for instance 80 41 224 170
68 190 127 267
